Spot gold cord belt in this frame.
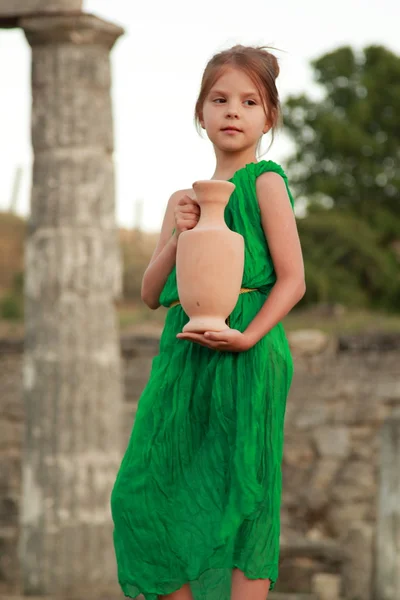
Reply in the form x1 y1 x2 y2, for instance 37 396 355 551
168 287 257 309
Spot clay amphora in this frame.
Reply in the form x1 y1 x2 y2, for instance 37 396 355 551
176 179 244 333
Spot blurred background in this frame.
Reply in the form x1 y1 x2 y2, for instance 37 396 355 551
1 2 400 600
1 0 399 335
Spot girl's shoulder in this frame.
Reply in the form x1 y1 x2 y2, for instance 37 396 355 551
252 159 288 181
253 160 294 209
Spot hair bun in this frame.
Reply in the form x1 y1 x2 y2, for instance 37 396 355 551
257 45 280 79
269 53 280 79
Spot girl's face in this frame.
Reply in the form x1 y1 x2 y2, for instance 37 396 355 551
200 67 270 153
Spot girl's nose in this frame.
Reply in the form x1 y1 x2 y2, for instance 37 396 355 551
225 105 240 118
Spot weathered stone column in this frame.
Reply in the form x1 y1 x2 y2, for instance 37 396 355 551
19 14 124 597
0 0 82 27
375 415 400 600
0 0 82 13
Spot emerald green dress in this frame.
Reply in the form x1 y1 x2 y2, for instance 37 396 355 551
111 160 295 599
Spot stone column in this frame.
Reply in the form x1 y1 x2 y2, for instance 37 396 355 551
0 0 82 13
375 415 400 600
0 0 82 27
19 14 124 597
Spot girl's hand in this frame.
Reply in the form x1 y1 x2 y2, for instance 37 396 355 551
176 328 253 352
174 195 200 238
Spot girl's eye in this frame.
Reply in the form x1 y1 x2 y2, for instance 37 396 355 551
212 98 256 105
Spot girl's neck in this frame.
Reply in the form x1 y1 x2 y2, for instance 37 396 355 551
210 148 258 181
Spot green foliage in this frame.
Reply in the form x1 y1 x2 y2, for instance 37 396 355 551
0 294 23 320
297 210 398 309
0 271 24 321
283 44 400 310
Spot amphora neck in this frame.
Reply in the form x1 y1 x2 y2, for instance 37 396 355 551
192 180 235 229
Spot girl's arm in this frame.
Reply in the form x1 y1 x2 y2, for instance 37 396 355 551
141 190 199 310
176 172 305 351
243 171 306 346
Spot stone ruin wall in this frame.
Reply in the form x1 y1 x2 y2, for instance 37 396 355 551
1 330 399 599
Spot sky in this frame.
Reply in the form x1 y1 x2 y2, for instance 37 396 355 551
0 0 399 231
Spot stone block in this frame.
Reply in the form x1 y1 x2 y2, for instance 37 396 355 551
310 459 341 492
311 573 341 600
376 381 400 401
302 459 341 512
342 523 373 600
349 425 377 460
284 434 315 467
294 403 329 429
288 330 332 356
313 427 350 458
327 503 370 538
331 460 376 504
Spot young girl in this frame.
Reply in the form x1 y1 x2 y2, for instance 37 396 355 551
111 45 305 600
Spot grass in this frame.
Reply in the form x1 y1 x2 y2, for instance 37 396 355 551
118 302 400 336
1 298 400 339
117 301 167 334
283 306 400 335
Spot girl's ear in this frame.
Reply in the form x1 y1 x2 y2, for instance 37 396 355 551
198 111 205 129
263 108 277 134
262 109 270 135
263 119 271 135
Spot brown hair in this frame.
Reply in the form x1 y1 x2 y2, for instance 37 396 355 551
194 45 281 152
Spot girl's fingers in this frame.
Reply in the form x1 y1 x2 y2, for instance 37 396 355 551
179 205 200 215
176 209 199 233
176 221 198 234
204 330 230 341
178 212 199 220
178 196 200 211
176 332 229 350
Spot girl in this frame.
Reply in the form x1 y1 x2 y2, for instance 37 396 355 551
111 45 305 600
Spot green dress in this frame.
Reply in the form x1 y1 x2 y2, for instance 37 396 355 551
111 160 295 599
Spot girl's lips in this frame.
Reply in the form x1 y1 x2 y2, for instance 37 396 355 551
221 128 242 134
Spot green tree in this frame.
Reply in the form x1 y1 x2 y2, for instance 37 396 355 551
283 45 400 309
